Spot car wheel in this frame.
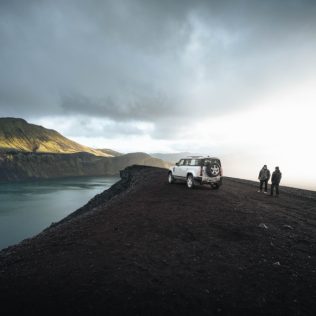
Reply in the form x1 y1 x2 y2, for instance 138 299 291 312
187 174 194 189
206 163 220 177
168 172 174 184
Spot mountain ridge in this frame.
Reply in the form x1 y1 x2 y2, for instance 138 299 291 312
97 148 123 157
0 117 110 157
0 151 170 181
0 118 170 181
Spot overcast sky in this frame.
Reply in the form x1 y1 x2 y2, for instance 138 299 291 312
0 0 315 188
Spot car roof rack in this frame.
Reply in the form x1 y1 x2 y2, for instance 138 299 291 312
183 156 220 160
186 156 204 158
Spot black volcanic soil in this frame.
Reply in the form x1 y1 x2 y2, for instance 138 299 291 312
0 166 315 315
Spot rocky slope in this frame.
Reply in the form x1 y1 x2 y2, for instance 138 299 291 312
0 117 108 156
0 166 315 315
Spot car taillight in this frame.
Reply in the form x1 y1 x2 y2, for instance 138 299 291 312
220 167 223 176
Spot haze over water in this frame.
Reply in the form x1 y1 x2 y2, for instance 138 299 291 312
0 176 119 250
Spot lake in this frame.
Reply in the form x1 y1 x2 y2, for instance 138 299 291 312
0 176 119 250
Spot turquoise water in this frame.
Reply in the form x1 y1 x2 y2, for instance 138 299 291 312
0 176 119 250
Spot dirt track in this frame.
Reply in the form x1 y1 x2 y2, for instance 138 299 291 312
0 166 315 315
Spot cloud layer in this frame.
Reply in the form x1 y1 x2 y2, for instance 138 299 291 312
1 0 316 138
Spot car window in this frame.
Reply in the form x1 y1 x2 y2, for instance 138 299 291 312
204 159 221 166
178 159 185 166
189 159 200 166
203 159 210 165
184 159 191 165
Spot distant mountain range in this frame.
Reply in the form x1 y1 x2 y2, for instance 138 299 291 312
0 118 170 181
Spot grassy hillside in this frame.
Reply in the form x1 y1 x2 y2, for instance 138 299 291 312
0 118 110 157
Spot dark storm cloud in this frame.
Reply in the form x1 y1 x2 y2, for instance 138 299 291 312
61 93 175 121
0 0 316 137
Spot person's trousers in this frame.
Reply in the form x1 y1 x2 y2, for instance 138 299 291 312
259 180 268 192
271 183 279 196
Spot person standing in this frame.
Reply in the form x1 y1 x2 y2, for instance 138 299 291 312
258 165 270 193
271 166 282 196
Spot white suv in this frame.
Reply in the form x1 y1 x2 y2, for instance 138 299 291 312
168 156 223 189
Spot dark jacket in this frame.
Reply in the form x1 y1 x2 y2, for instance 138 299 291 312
271 170 282 184
259 168 270 181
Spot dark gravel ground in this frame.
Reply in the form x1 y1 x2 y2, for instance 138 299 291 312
0 166 315 315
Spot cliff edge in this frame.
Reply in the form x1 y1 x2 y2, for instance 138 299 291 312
0 166 315 315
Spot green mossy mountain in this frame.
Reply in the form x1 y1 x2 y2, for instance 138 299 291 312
0 118 170 181
0 118 109 156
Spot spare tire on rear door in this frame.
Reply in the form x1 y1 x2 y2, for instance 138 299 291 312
206 162 220 177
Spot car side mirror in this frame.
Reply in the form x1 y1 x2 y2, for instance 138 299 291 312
175 162 179 166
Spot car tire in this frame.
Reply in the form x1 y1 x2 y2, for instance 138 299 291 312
187 174 194 189
168 172 174 184
206 163 220 177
